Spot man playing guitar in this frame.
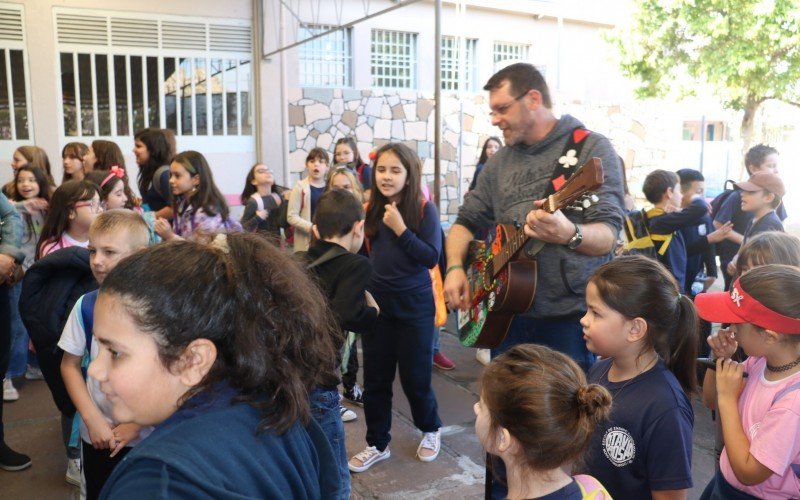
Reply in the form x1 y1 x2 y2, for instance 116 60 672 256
444 63 625 362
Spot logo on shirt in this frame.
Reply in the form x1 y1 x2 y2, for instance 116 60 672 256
602 427 636 467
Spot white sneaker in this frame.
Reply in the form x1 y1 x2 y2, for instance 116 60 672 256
348 446 390 472
3 378 19 402
476 349 491 366
65 458 81 487
340 405 357 422
416 431 441 462
25 366 44 380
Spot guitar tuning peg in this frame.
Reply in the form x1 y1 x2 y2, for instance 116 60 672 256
582 199 592 209
590 194 599 203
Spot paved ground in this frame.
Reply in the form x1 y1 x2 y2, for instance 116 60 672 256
0 315 717 499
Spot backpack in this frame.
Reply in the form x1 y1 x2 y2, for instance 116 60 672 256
573 474 612 499
622 208 673 258
709 179 738 221
79 290 99 378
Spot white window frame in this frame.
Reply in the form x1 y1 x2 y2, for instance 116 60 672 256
441 36 477 93
493 41 530 72
371 29 417 89
298 24 352 88
0 4 33 143
53 7 252 144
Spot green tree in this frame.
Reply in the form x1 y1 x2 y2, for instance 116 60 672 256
612 0 800 153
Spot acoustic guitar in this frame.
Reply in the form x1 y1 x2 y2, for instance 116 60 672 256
457 158 604 348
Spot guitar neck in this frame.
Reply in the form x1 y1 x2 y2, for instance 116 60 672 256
490 197 555 276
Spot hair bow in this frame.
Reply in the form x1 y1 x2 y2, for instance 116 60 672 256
100 166 126 188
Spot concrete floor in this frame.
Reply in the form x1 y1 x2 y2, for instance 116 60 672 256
0 319 717 499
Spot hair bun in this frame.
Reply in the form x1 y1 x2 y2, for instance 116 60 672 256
576 384 613 421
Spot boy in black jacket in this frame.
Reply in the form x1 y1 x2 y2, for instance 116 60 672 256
300 188 378 499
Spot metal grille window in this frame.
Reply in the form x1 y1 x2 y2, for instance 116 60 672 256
441 36 477 92
493 41 530 72
55 9 252 138
0 6 30 141
371 29 417 89
299 24 351 88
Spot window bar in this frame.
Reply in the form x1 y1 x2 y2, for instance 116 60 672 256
221 60 227 136
108 54 117 137
125 55 133 138
158 56 165 129
73 52 82 137
175 57 182 136
4 50 16 140
235 62 241 136
205 58 211 137
90 53 99 136
142 56 149 130
190 58 196 136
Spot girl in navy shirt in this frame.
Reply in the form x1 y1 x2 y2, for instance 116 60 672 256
477 344 612 499
348 143 442 472
89 234 342 498
580 255 697 499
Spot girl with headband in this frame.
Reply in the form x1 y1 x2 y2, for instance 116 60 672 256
86 167 137 210
697 264 800 499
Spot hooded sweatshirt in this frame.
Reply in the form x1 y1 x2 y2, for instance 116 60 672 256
456 115 625 319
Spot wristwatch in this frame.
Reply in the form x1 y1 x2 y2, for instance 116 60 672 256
566 223 583 250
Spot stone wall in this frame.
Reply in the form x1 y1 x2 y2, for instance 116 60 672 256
287 87 735 224
287 87 498 225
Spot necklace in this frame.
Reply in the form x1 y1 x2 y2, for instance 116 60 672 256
603 353 659 395
766 355 800 373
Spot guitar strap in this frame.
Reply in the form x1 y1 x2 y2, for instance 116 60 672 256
523 127 592 259
543 126 592 197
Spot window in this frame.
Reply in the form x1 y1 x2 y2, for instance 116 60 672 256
493 41 530 72
0 5 31 140
371 29 417 89
55 9 252 138
299 24 351 88
441 36 477 92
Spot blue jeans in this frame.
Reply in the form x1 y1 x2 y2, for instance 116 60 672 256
0 285 10 444
363 290 441 451
6 281 28 378
488 315 595 499
309 387 349 500
432 326 440 356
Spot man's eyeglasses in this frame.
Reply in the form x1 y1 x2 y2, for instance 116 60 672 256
489 89 530 117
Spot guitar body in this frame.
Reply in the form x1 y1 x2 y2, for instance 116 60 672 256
458 224 538 348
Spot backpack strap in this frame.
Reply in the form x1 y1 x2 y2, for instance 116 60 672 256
573 474 611 499
251 193 265 212
80 290 99 353
544 126 592 197
307 246 344 270
152 165 170 199
644 207 674 256
771 381 800 478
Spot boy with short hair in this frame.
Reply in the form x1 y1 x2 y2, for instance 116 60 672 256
714 144 786 289
300 188 379 500
641 169 708 292
727 172 786 274
58 210 151 499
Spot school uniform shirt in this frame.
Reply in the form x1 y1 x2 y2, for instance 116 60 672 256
100 382 342 499
719 357 800 499
680 209 718 294
714 191 788 266
368 201 441 296
57 294 153 446
647 197 708 292
742 210 783 246
585 358 694 499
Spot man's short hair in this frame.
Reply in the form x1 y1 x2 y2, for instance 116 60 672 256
483 63 552 109
676 168 704 189
744 144 778 171
314 189 364 239
89 209 150 249
642 170 679 204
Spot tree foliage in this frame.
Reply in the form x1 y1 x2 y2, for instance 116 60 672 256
612 0 800 145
